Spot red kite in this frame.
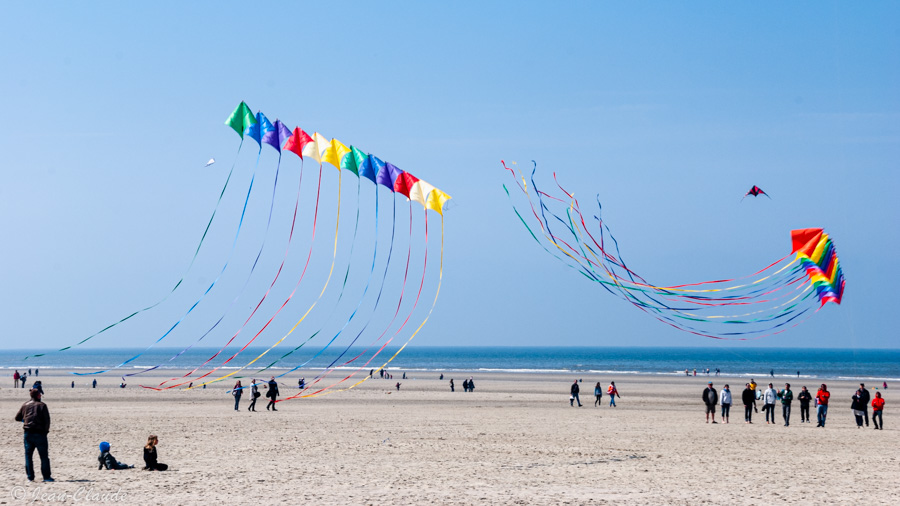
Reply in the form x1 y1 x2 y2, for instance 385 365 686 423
742 185 770 201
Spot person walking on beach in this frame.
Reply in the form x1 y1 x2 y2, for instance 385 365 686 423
703 382 718 423
15 389 53 482
20 373 27 388
231 381 242 412
462 379 468 392
798 386 812 423
468 377 475 392
858 383 870 427
852 387 866 428
247 380 259 412
607 382 619 407
449 378 454 392
778 383 793 426
720 384 732 423
763 383 778 424
815 384 831 427
742 383 755 423
92 379 97 389
266 377 279 411
570 380 582 407
396 382 401 391
143 435 168 471
872 392 885 430
594 382 603 407
14 370 20 388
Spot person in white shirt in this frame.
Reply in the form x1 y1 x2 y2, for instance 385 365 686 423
763 383 778 424
720 384 733 423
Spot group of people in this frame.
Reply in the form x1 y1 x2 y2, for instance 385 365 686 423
97 436 168 471
13 386 168 482
12 369 38 388
702 380 886 429
568 380 620 407
232 377 280 412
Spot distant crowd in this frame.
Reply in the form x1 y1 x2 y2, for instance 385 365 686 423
701 380 886 429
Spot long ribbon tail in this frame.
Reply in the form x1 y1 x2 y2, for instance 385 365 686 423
137 151 299 383
186 166 343 389
29 139 246 360
75 144 264 376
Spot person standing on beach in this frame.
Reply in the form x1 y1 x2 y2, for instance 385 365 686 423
778 383 793 427
594 382 603 407
720 384 732 423
703 382 718 423
247 380 259 412
21 373 27 388
266 377 279 411
92 379 97 389
231 381 242 412
851 388 866 428
607 382 619 407
749 379 757 393
462 379 468 392
858 384 870 427
871 392 885 430
815 384 830 427
15 389 53 482
742 383 755 423
468 377 475 392
570 380 582 407
798 386 812 423
763 383 778 424
449 378 454 392
14 370 20 388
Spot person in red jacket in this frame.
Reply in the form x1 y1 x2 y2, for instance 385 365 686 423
815 384 831 427
872 392 885 430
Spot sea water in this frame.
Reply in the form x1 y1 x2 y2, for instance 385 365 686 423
1 347 898 382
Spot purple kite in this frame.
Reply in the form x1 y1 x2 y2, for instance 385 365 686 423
742 185 770 201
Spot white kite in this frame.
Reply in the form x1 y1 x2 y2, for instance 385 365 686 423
205 158 215 167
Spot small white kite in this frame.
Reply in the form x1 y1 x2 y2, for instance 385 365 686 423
205 158 215 167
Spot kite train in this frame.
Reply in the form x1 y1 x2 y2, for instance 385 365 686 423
503 161 844 340
26 102 451 401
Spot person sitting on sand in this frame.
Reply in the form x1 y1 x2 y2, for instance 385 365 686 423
143 435 168 471
98 442 134 470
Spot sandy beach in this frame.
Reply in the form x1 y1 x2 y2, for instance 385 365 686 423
2 370 896 505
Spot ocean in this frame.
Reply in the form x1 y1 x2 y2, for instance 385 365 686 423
1 347 898 382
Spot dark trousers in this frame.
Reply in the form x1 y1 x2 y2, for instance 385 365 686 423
233 395 241 411
24 433 51 481
248 396 257 411
854 413 864 427
595 395 602 406
764 404 776 423
800 404 810 422
873 410 883 429
721 403 731 418
744 405 753 422
863 408 869 426
267 397 277 410
571 393 581 406
782 404 791 425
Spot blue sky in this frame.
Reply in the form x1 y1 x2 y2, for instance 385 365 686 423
2 2 898 352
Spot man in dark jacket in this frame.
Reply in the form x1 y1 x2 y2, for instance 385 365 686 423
703 382 718 423
859 383 871 427
266 377 279 411
15 389 53 482
742 383 756 424
797 386 813 423
570 380 582 407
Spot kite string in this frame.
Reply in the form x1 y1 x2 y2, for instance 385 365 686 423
28 139 246 360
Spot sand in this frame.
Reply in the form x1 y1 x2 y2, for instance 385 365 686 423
1 370 896 505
